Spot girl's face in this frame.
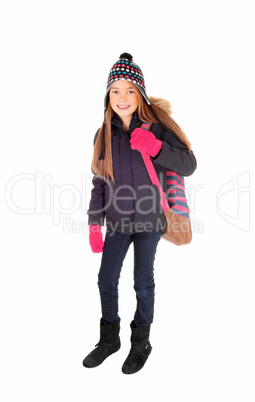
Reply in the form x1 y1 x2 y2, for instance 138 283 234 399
109 80 139 126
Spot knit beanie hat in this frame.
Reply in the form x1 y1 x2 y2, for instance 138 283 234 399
99 53 167 160
104 52 150 111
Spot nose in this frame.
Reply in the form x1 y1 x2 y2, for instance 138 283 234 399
119 93 127 102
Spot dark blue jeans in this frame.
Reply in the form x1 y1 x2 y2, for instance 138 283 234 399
98 229 163 327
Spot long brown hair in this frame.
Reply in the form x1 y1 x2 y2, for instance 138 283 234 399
92 87 191 182
91 104 114 182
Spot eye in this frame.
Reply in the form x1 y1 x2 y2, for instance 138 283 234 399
111 90 118 94
128 90 134 94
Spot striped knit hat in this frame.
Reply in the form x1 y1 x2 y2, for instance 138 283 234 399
104 52 150 111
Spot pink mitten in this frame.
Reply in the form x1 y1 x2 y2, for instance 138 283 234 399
89 225 104 253
130 128 162 157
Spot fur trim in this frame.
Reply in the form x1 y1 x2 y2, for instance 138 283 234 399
148 96 172 116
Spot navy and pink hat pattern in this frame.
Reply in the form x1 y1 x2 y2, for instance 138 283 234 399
104 53 150 110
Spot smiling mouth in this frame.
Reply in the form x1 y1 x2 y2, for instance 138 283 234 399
117 105 130 109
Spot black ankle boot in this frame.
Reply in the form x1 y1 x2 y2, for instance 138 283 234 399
83 319 121 368
122 321 152 374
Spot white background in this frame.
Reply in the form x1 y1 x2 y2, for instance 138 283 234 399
1 0 254 401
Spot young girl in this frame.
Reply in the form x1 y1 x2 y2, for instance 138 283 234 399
83 53 197 374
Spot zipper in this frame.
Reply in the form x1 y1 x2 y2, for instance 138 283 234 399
126 128 135 227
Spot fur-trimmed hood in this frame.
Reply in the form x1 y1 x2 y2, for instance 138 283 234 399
148 96 192 151
148 96 172 116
